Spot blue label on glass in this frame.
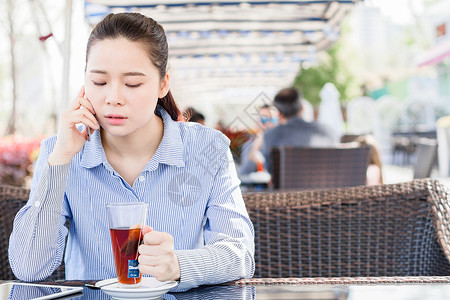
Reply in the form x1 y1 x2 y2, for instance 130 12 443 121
128 260 140 278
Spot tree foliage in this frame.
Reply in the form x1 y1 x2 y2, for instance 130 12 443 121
293 22 363 107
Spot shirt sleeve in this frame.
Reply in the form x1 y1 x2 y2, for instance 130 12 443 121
173 147 255 292
8 137 71 281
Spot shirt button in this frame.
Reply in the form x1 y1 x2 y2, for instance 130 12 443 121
138 176 145 182
34 201 40 207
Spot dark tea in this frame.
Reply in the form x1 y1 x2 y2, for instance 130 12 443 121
110 227 144 285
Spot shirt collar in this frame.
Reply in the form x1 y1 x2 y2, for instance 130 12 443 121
80 128 108 169
80 105 185 170
147 105 185 170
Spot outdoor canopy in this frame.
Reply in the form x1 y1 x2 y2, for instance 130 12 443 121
81 0 360 111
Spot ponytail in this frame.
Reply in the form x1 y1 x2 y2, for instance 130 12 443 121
157 90 182 121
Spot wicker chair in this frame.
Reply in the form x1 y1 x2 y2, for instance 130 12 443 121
413 138 437 179
243 179 450 278
0 185 66 280
270 146 370 190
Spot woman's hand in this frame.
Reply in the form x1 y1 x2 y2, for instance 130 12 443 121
138 226 181 282
48 86 99 165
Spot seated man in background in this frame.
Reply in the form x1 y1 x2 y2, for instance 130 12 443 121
261 87 339 172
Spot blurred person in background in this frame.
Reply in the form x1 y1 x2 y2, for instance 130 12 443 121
261 87 338 172
355 134 383 186
183 106 205 125
239 104 279 176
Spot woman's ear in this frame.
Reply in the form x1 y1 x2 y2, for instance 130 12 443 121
159 74 170 98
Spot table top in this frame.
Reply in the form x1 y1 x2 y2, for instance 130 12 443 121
2 277 450 300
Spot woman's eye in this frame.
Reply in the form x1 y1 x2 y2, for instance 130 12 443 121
92 81 106 86
126 83 142 88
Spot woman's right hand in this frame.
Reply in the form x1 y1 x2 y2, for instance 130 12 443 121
48 86 99 165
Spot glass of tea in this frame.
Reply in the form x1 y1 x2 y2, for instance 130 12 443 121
106 202 148 288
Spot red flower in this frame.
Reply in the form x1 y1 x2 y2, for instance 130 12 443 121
0 136 44 186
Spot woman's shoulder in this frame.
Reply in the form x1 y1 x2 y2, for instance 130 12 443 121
177 121 230 148
40 134 57 149
366 164 382 186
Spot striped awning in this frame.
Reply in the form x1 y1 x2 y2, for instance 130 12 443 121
416 38 450 67
84 0 360 109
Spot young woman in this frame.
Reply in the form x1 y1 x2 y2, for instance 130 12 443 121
9 12 254 292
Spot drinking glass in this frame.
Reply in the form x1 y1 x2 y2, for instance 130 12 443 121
106 202 148 288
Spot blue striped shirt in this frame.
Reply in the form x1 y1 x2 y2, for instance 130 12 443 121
8 106 255 292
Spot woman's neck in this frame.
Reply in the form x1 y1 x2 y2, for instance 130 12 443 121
102 115 164 160
101 115 164 186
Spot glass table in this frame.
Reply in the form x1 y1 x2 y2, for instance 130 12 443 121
2 277 450 299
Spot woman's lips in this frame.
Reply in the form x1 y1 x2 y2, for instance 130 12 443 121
105 114 127 125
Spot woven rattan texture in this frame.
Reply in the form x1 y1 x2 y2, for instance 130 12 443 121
243 179 450 278
270 146 370 190
0 185 66 280
231 276 450 285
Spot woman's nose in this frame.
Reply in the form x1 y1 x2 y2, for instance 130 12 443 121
106 84 125 105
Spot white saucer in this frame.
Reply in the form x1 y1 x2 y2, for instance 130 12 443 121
96 277 178 300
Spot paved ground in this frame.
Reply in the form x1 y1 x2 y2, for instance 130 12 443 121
382 165 414 185
383 164 450 189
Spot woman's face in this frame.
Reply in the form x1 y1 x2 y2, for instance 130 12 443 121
85 37 169 137
258 107 279 130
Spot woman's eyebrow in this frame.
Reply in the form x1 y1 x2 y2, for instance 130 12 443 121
89 69 107 74
88 70 145 76
123 72 146 77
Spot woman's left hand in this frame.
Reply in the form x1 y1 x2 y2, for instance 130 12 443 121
138 226 180 282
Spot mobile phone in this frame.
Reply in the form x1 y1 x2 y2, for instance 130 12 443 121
0 282 83 299
86 126 91 141
83 92 93 142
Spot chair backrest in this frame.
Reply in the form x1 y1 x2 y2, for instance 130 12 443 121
0 185 66 280
270 146 370 190
0 185 30 280
243 179 450 278
413 138 438 179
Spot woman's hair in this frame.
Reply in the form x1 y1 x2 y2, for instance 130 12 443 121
86 12 181 121
356 134 383 184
